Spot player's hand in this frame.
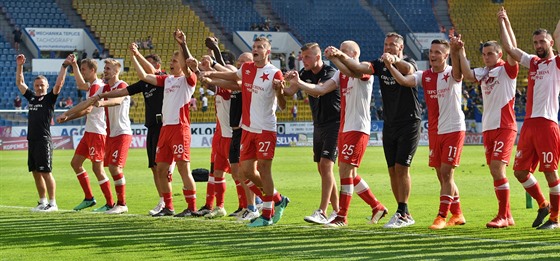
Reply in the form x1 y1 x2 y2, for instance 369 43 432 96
272 79 284 90
56 114 68 123
449 34 463 52
129 43 140 56
200 76 213 85
63 54 74 67
200 55 213 71
174 29 186 44
186 57 199 72
16 54 26 66
284 70 300 86
205 37 219 49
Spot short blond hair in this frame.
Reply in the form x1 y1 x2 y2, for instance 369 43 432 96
104 59 121 70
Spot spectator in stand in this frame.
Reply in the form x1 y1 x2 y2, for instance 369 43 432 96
81 50 88 60
58 97 67 108
145 36 154 50
189 95 197 111
288 51 296 70
14 95 22 110
440 25 446 34
291 104 297 121
201 93 208 113
64 97 73 108
251 23 258 31
92 49 101 59
274 24 281 32
13 26 22 51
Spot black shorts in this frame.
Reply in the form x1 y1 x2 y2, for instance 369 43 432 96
28 139 53 172
313 123 339 163
147 125 162 168
382 120 421 167
228 128 242 164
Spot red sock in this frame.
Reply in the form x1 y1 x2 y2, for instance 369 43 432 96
519 173 547 206
77 171 93 199
244 179 264 198
99 179 114 206
214 177 226 208
112 173 126 206
163 192 174 211
183 189 196 211
549 180 560 221
234 180 247 209
450 196 462 216
438 195 453 218
353 175 379 208
494 178 510 218
272 190 282 204
261 195 274 220
338 178 354 217
205 174 215 208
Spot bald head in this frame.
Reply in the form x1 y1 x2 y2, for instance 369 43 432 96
237 52 253 68
341 40 360 59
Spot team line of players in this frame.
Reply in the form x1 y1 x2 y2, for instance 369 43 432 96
19 8 560 229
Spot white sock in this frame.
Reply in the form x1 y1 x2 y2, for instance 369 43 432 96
49 199 57 206
159 197 164 204
39 198 47 204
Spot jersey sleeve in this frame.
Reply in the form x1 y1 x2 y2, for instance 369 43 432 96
413 70 423 87
330 70 341 86
126 81 143 95
520 53 534 69
504 61 519 79
155 75 168 87
273 70 283 81
186 71 197 87
89 83 101 97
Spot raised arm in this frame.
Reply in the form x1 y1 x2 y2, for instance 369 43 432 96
325 46 359 78
130 43 158 85
554 17 560 52
457 44 476 82
52 55 72 95
68 54 90 91
134 48 157 74
15 54 29 95
499 7 524 62
174 29 193 75
449 35 464 82
384 58 417 87
205 37 226 66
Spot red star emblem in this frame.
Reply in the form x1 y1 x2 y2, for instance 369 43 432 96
260 72 269 81
442 73 450 82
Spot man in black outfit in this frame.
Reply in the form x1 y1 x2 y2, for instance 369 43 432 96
337 33 421 228
16 54 70 212
97 44 175 216
283 43 340 224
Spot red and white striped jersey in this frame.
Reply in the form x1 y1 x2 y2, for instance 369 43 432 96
330 69 374 134
473 60 518 132
520 53 560 123
103 80 132 137
215 87 232 138
416 66 465 134
156 73 196 126
85 78 106 135
236 62 283 133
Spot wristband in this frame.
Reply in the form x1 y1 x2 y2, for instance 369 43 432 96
62 63 69 68
211 61 217 68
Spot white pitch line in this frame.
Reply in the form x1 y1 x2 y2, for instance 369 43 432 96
2 205 559 247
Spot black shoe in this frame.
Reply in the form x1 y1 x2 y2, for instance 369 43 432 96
191 205 212 217
228 207 243 217
532 203 550 227
536 219 558 230
152 207 175 217
174 208 194 217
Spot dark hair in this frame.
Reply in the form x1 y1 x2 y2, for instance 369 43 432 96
301 42 320 52
386 32 404 44
145 54 161 64
482 41 502 53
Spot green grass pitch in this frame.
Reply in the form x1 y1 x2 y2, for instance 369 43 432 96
1 146 559 260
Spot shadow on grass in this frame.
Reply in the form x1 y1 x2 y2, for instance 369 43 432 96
1 208 559 260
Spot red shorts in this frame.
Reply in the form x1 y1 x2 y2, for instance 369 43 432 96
75 132 106 162
513 118 560 172
211 131 231 173
104 134 132 167
428 131 465 167
483 128 516 165
338 131 369 167
239 130 276 161
156 124 191 164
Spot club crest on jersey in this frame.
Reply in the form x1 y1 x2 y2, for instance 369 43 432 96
245 69 251 75
260 72 270 82
515 150 522 158
425 77 432 83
